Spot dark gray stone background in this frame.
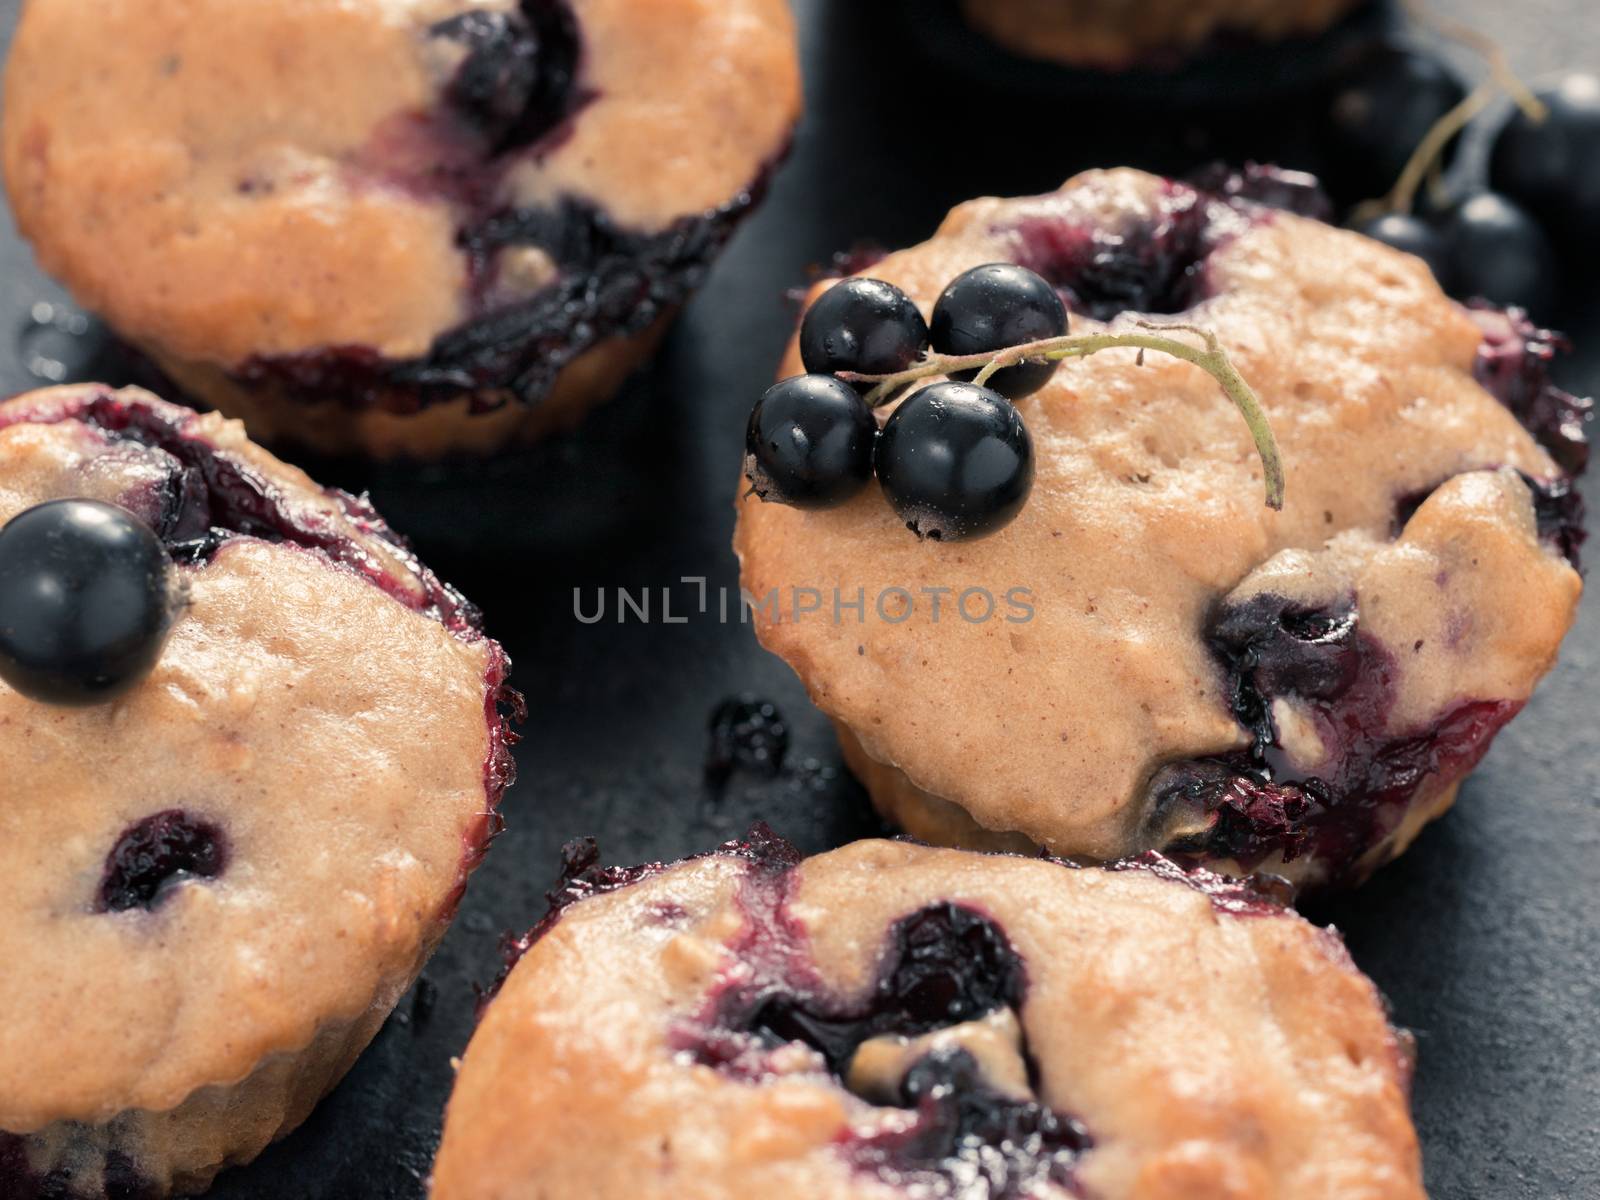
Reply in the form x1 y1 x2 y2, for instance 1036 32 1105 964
1 1 1595 1196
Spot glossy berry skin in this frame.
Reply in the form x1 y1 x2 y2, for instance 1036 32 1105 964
1490 72 1600 244
875 382 1033 542
1440 193 1559 318
1350 212 1453 287
0 499 180 705
930 264 1068 401
1322 46 1466 199
745 375 877 509
799 277 929 380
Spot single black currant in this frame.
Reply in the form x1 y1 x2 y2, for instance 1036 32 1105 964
745 374 877 509
1349 212 1453 287
875 382 1033 542
0 499 182 705
1321 45 1467 200
930 263 1068 400
799 277 929 380
1490 72 1600 245
705 695 788 788
1440 192 1559 317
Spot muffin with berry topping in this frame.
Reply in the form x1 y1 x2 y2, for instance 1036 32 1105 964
431 830 1424 1198
735 167 1587 890
2 0 800 458
960 0 1367 69
0 384 518 1196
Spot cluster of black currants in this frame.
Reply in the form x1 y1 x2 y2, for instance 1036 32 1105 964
0 499 183 705
1326 43 1600 317
745 263 1067 542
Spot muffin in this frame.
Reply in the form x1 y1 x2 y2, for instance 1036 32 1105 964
735 167 1587 889
431 830 1424 1198
2 0 801 458
959 0 1368 69
0 385 518 1196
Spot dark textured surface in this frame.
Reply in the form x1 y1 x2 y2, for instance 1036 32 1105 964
1 1 1597 1196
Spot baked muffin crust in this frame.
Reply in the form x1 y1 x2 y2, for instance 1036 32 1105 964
432 834 1424 1198
2 0 801 455
0 385 516 1194
735 168 1584 887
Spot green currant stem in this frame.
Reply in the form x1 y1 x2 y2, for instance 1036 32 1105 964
1352 82 1496 224
1357 1 1548 221
841 321 1285 511
1402 0 1549 124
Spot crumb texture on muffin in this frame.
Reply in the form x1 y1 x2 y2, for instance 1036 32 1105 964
734 168 1584 887
432 834 1424 1199
0 385 515 1195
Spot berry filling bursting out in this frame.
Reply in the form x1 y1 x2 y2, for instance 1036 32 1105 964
238 1 780 415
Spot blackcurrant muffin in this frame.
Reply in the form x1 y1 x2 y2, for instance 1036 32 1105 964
735 167 1587 889
431 831 1424 1198
960 0 1366 69
0 384 518 1196
2 0 801 458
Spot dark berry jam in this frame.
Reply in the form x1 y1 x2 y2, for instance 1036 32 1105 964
1006 182 1244 323
96 811 228 914
692 902 1029 1077
679 878 1090 1196
1185 161 1336 221
239 187 770 415
1154 591 1520 881
1468 303 1592 476
1522 473 1586 566
430 1 585 153
444 644 523 927
1210 592 1363 751
842 1045 1087 1198
226 0 784 417
494 830 1093 1193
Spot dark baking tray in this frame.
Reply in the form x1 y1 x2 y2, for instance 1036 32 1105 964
2 1 1595 1196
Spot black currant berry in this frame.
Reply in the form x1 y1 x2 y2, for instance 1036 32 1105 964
930 263 1068 401
1322 46 1466 200
1350 212 1453 287
1490 72 1600 245
0 499 182 705
745 375 877 509
1440 192 1559 317
705 695 788 788
875 382 1033 542
799 278 929 380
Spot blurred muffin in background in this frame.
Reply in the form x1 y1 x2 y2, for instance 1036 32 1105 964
2 0 801 459
959 0 1367 69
